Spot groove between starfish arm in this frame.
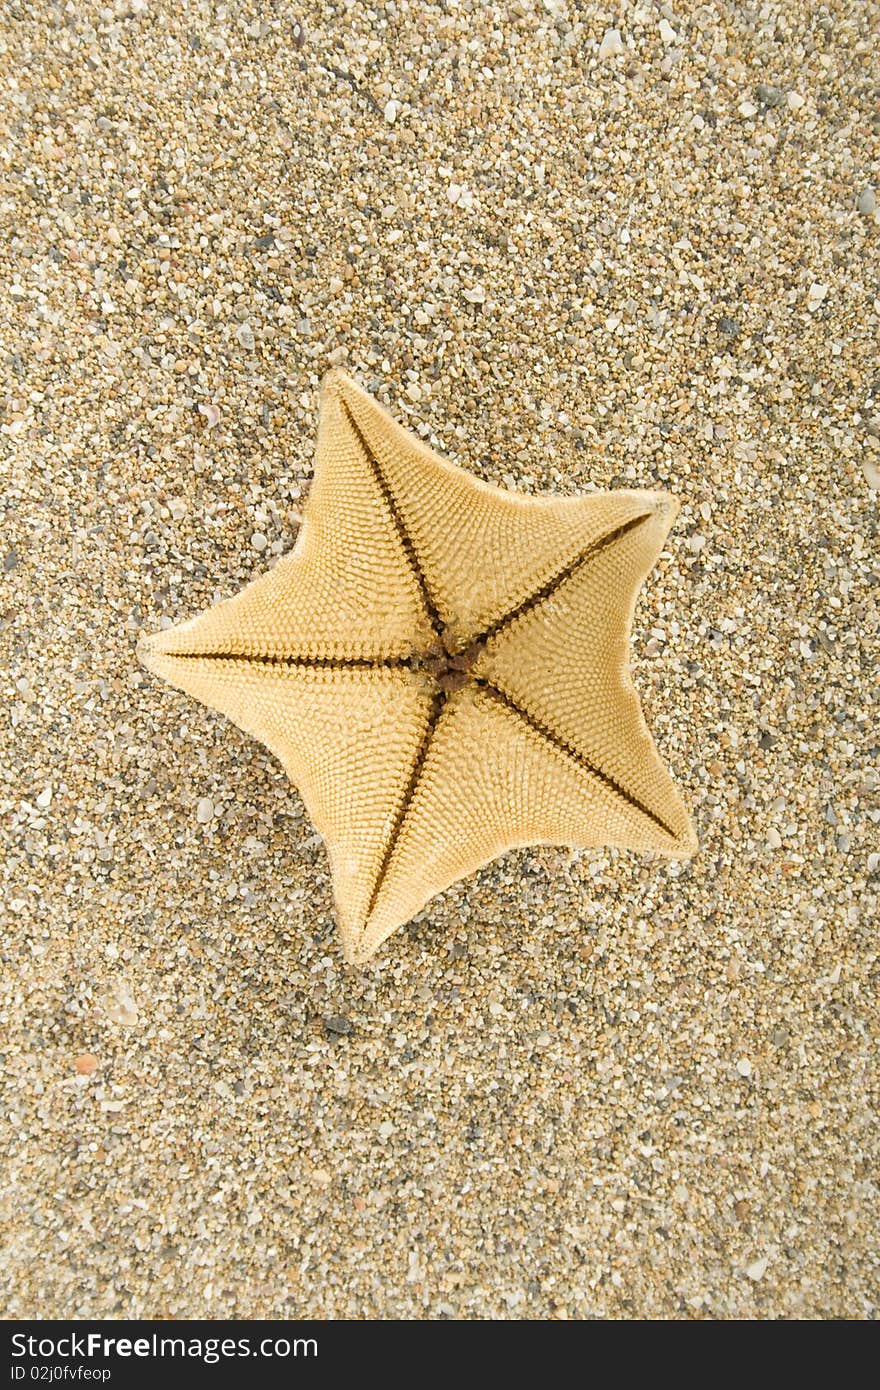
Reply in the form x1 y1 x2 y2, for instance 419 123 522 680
340 399 446 639
362 687 448 934
473 510 655 651
472 676 679 842
160 652 412 670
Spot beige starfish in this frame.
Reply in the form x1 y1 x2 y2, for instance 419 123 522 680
139 370 696 963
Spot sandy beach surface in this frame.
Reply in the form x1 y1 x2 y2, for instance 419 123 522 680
1 0 877 1319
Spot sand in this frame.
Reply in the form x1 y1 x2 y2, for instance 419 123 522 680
1 0 877 1319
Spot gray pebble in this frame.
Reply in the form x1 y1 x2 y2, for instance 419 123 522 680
856 185 876 215
756 83 787 108
324 1015 353 1036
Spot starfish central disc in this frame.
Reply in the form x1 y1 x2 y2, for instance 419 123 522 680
417 635 485 694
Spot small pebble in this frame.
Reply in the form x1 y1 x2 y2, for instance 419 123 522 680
196 797 214 823
746 1256 769 1281
198 402 221 428
236 322 255 350
807 282 828 311
3 550 18 572
766 828 782 849
756 83 787 108
383 99 398 125
251 532 268 552
856 185 876 215
736 1057 753 1077
598 28 624 60
658 18 677 45
74 1053 98 1075
104 987 138 1028
324 1014 353 1036
36 785 53 808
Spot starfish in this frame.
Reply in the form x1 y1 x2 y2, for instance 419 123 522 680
139 370 697 964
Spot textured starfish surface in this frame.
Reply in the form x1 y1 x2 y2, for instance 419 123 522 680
139 370 697 963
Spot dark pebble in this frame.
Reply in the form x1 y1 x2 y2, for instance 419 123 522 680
3 550 18 572
756 83 787 108
324 1014 353 1036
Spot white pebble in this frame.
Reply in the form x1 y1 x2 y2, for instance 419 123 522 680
198 402 221 428
36 784 53 808
807 282 828 311
236 322 255 350
861 459 880 491
251 531 268 552
766 827 782 849
736 1057 753 1077
658 18 677 45
739 101 758 118
787 91 805 111
196 796 214 824
463 284 486 305
857 185 876 216
598 28 624 59
105 986 138 1028
405 381 422 403
745 1256 769 1281
383 99 398 125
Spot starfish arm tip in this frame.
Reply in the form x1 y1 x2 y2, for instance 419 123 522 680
668 821 699 858
321 366 352 398
341 926 381 968
136 630 161 670
647 491 680 525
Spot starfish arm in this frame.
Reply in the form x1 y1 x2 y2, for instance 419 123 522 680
355 682 691 963
474 495 696 856
138 654 435 957
138 375 436 666
332 370 666 643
